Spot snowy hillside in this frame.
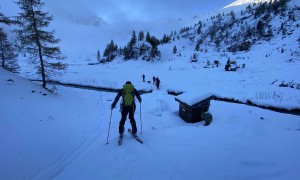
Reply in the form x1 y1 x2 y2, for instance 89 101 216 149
1 0 300 179
98 0 299 66
225 0 271 8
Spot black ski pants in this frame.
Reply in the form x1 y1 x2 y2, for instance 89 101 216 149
119 105 137 134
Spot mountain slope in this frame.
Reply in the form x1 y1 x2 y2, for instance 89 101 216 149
225 0 271 8
101 0 299 67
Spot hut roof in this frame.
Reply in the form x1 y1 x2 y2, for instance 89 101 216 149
175 91 215 106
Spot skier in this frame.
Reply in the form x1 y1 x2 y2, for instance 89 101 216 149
142 74 145 82
152 76 156 84
111 81 142 136
156 77 160 89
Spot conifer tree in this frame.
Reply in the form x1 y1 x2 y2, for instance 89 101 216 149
197 22 202 34
173 45 177 54
255 2 267 17
97 50 101 62
246 4 252 13
123 44 133 60
257 20 264 37
103 40 118 61
129 31 137 48
150 46 160 58
0 28 19 72
230 11 236 22
138 31 144 41
15 0 66 88
146 32 151 43
278 0 288 10
149 36 160 47
195 43 200 51
0 11 19 72
123 31 138 59
162 34 167 44
149 36 160 58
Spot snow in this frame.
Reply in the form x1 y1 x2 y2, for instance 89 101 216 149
176 91 215 106
1 67 300 180
224 0 271 8
1 0 300 180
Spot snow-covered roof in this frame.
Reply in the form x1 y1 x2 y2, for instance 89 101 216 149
175 91 215 106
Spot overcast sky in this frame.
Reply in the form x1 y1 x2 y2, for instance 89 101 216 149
0 0 236 57
1 0 234 25
45 0 234 24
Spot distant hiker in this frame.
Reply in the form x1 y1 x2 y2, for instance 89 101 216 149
152 76 156 84
111 81 142 135
142 74 145 82
156 77 160 89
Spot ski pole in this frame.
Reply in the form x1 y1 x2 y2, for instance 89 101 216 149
106 109 113 145
140 102 143 134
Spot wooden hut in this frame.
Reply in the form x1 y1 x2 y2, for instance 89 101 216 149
175 93 214 123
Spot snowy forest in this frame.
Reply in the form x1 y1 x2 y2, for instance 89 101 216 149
101 0 298 63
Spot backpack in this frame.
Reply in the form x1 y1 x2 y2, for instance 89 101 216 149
122 83 135 106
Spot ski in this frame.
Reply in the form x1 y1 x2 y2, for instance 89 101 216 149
128 129 143 144
118 135 123 146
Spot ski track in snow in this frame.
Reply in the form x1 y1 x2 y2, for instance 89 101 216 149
28 124 103 180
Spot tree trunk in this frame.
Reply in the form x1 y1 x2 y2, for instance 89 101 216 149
38 41 46 88
31 3 46 88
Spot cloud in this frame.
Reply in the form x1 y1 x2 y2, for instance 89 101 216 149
0 0 236 56
45 0 234 24
1 0 235 26
57 0 235 56
46 0 109 26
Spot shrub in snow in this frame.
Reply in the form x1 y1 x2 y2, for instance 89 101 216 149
190 53 198 63
214 60 220 67
224 58 245 71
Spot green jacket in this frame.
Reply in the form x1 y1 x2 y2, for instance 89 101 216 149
111 84 142 109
